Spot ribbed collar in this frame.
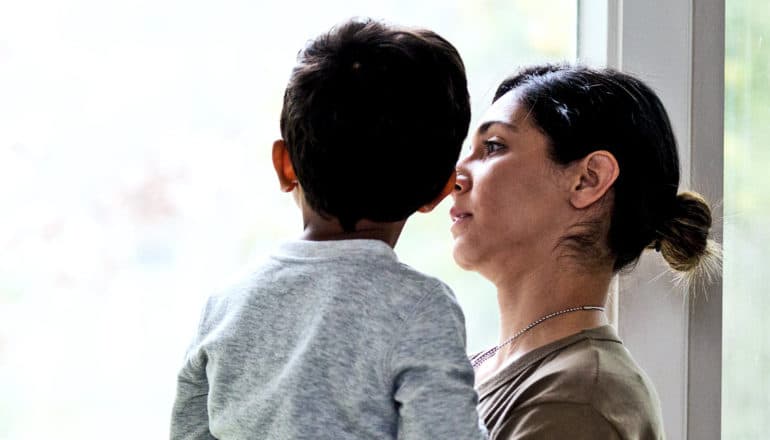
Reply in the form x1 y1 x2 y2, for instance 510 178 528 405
273 239 398 262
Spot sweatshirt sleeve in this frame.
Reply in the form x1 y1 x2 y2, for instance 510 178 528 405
388 282 488 440
169 299 217 440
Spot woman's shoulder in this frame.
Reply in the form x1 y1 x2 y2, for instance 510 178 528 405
522 326 661 407
478 326 664 438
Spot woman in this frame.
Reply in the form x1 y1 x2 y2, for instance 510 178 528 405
451 64 719 439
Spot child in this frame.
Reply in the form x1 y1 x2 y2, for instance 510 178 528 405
171 18 485 439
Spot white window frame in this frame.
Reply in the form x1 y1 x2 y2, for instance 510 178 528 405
577 1 724 439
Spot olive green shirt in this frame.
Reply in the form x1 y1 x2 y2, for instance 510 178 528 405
474 325 664 439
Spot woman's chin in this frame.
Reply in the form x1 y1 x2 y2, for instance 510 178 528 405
451 240 476 271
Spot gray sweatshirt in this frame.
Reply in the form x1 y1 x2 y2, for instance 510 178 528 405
170 239 486 439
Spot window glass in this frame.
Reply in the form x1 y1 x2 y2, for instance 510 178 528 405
723 0 770 438
0 1 575 437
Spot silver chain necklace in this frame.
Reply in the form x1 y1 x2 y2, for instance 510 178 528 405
471 305 606 369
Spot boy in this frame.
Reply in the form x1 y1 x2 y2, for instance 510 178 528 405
171 18 485 439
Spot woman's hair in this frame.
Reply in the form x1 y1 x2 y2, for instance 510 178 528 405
493 64 720 277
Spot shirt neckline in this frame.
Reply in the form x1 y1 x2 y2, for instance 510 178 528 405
274 238 398 262
475 325 622 399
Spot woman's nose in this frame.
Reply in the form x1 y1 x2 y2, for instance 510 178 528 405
454 170 471 194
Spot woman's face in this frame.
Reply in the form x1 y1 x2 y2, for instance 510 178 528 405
450 91 573 278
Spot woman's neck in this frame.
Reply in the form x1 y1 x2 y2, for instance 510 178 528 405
475 260 613 384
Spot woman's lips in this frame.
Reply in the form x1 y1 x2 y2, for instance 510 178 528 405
450 206 472 224
450 213 471 238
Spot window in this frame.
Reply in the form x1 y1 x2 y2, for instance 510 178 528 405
0 1 576 437
723 0 770 437
592 1 725 438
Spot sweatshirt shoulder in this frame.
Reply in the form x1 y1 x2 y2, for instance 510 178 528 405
387 263 461 319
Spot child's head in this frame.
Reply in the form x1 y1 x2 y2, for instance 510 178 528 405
278 18 471 231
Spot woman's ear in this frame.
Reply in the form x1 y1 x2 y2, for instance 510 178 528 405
418 170 456 213
272 140 298 192
569 150 619 209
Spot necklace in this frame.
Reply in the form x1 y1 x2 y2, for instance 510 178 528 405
471 305 606 369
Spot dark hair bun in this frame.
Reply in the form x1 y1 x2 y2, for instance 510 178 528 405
657 192 713 272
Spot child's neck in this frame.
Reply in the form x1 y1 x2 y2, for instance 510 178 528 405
300 210 406 248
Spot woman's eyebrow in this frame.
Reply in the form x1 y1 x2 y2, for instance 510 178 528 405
477 120 518 135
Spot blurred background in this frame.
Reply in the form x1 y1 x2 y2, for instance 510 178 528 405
723 0 770 438
0 1 574 438
0 0 767 438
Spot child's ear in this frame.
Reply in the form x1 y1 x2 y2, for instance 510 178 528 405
569 150 619 209
418 170 457 213
272 140 298 192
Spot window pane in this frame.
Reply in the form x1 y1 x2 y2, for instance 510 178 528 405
0 1 575 438
723 0 770 437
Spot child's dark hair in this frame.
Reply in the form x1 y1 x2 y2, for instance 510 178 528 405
493 64 719 276
279 18 471 231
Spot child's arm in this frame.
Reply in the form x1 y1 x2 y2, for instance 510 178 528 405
169 354 215 440
389 282 488 439
170 299 216 440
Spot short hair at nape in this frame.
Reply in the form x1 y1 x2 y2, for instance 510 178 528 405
280 18 470 231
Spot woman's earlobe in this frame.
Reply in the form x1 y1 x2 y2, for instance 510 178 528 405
569 151 619 209
272 140 298 192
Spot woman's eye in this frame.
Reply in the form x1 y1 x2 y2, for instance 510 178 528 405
482 140 505 156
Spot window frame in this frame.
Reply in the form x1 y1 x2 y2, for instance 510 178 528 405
577 1 725 439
